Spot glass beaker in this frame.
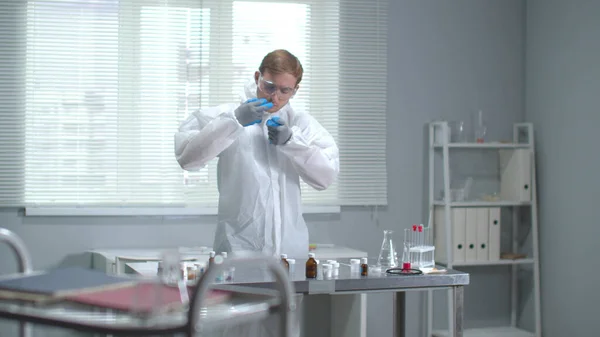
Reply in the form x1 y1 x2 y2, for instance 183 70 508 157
160 250 189 306
449 121 467 143
377 230 398 268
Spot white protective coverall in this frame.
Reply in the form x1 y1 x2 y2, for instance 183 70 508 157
174 79 338 336
174 78 339 259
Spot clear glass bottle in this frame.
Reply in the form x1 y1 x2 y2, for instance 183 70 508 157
377 230 398 268
474 110 487 143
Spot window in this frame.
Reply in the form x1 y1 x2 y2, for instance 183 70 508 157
0 0 388 211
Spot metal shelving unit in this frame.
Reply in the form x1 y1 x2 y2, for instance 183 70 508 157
426 122 542 337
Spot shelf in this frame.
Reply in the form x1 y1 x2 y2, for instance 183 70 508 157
433 326 535 337
436 258 535 267
433 201 531 207
433 142 531 149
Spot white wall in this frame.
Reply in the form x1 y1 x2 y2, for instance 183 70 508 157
525 1 600 336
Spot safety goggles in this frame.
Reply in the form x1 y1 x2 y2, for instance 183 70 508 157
258 73 297 99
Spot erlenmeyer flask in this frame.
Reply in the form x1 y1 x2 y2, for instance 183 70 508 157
377 230 398 268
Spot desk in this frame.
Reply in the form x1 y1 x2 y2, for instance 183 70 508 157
128 259 469 337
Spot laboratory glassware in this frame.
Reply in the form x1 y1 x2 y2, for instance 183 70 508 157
449 121 467 142
305 253 317 278
160 250 189 305
376 230 398 269
403 225 435 271
474 110 487 143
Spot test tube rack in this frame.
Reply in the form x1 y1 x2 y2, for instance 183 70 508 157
402 224 435 270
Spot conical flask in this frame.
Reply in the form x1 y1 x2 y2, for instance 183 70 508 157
377 230 398 268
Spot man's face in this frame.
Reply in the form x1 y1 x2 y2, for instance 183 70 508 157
254 70 298 113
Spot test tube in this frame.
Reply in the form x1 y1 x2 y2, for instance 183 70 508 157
402 228 409 263
412 224 418 265
419 225 425 267
402 242 411 271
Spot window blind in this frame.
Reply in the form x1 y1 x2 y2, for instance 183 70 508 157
0 0 387 210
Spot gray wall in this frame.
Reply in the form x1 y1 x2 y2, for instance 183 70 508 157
525 1 599 336
0 0 527 336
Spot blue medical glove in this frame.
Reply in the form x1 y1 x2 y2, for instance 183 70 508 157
267 116 293 145
235 98 274 127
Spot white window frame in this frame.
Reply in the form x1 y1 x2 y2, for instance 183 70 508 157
24 0 341 216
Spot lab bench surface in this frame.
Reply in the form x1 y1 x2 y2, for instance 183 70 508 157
127 260 469 295
126 260 469 337
224 262 469 337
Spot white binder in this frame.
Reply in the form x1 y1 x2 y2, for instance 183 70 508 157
452 208 466 263
500 149 532 202
433 207 447 263
476 208 489 261
465 209 478 261
488 208 501 261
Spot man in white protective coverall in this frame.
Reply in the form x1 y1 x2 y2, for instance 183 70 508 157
174 49 339 336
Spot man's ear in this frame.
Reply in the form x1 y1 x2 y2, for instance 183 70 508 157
254 71 260 84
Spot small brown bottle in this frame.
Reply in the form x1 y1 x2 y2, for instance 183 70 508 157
305 253 317 278
360 257 369 276
187 266 196 281
281 254 290 272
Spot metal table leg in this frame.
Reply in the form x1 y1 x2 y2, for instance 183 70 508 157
452 286 464 337
395 286 463 337
393 291 406 337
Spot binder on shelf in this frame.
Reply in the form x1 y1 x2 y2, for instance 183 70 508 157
452 208 466 263
488 208 501 261
476 208 490 261
499 149 532 202
433 207 447 263
433 207 466 264
465 209 477 262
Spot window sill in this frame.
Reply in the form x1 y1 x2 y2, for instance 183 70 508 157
24 206 341 217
